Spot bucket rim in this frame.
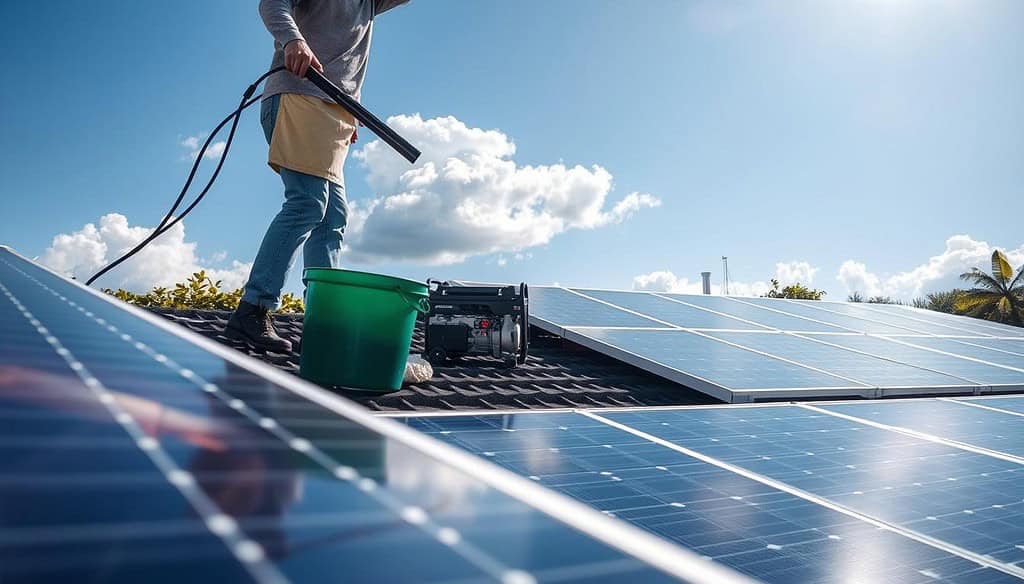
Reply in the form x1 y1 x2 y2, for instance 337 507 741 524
303 267 427 295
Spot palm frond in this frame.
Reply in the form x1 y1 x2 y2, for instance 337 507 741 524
992 250 1014 284
1009 265 1024 291
960 268 1006 292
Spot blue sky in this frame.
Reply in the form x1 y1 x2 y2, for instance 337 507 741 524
1 1 1022 299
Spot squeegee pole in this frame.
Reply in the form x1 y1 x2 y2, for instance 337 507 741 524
304 68 420 164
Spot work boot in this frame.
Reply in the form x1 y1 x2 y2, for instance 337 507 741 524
225 301 293 353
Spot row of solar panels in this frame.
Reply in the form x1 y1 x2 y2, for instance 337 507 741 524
528 287 1024 402
0 248 750 584
401 395 1024 583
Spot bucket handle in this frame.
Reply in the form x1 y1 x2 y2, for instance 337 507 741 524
396 288 431 314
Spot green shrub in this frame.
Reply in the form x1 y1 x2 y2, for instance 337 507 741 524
104 271 304 314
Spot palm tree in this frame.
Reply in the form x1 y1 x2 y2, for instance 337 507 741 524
921 289 966 314
956 250 1024 326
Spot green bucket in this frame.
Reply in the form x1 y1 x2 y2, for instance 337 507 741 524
300 268 429 392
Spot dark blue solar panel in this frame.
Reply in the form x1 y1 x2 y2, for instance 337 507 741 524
604 406 1024 570
569 328 866 392
800 334 1024 388
529 287 665 328
406 412 1021 584
0 249 687 584
899 338 1024 372
704 332 974 390
574 290 769 330
821 400 1024 459
737 298 916 335
663 295 848 333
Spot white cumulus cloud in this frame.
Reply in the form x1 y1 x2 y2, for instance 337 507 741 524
346 114 660 265
633 261 818 297
180 134 227 160
40 213 251 292
836 235 1024 300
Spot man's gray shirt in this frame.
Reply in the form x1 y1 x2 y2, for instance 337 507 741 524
259 0 408 102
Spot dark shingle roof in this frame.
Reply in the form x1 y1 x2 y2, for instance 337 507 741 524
149 308 717 412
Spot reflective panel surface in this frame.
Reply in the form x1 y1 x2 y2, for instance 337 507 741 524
822 399 1024 458
529 286 664 328
860 304 1024 338
568 329 865 391
736 298 915 335
663 295 848 333
407 412 1022 584
791 301 990 337
0 250 686 584
575 290 769 331
605 406 1024 569
801 335 1024 387
896 338 1024 371
706 332 971 389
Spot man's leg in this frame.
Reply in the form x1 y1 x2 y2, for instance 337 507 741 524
241 170 331 308
228 169 331 351
303 181 347 270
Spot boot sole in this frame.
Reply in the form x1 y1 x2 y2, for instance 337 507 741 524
224 324 293 353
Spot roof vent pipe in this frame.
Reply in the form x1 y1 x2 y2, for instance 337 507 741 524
701 272 712 295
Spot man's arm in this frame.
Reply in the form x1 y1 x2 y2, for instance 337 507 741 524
259 0 322 77
373 0 410 16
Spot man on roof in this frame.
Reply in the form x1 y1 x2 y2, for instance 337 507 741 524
226 0 410 351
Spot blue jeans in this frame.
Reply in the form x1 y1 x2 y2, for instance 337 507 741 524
241 94 348 309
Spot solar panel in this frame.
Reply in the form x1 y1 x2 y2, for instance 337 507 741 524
528 286 665 330
565 328 867 401
802 334 1024 389
402 409 1024 583
600 405 1024 574
791 301 996 337
895 338 1024 372
958 396 1024 415
0 248 748 584
735 297 917 335
573 290 769 331
860 304 1024 338
955 338 1024 356
529 287 1024 402
662 295 848 333
821 399 1024 459
703 332 974 391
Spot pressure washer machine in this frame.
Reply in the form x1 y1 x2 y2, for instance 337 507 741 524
424 280 529 368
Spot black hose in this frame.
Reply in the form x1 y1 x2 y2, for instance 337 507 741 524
86 67 286 287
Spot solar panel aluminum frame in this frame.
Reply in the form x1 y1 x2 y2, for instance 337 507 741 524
0 246 757 584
